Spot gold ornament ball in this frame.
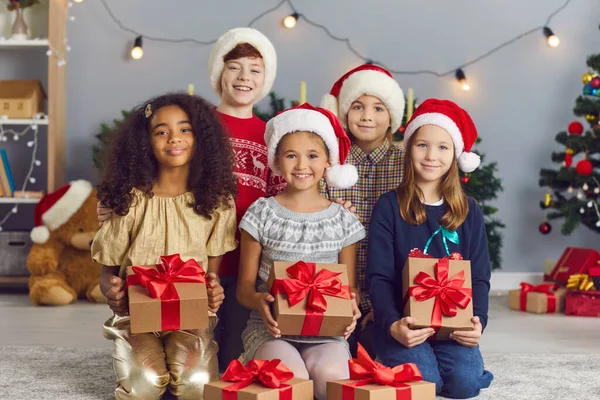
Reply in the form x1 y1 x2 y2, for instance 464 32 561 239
582 72 594 84
544 193 553 207
585 114 597 122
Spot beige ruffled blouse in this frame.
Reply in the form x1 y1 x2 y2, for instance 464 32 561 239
91 188 237 278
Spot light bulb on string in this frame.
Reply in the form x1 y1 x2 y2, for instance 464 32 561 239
46 50 52 56
34 160 41 166
27 141 34 147
596 220 600 227
595 188 600 194
282 13 299 28
32 124 38 131
543 26 560 48
29 177 36 184
577 191 584 199
13 134 19 141
74 0 84 3
580 207 585 214
455 69 470 91
69 15 76 22
131 36 144 60
11 207 17 214
588 201 594 208
66 45 72 52
583 183 589 191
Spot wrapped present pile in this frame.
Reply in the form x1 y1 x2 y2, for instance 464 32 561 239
510 247 600 317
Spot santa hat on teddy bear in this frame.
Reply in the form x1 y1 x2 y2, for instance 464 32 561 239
403 99 481 173
208 27 277 103
320 64 405 133
265 103 358 189
30 180 93 244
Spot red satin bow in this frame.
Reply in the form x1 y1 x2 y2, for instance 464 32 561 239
130 254 206 299
519 282 558 312
272 261 350 312
407 259 472 330
221 359 294 400
342 344 423 399
126 254 206 331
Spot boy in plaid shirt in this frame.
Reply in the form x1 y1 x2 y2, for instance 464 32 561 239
320 64 405 357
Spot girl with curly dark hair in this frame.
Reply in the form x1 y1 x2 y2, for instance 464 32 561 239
91 92 238 400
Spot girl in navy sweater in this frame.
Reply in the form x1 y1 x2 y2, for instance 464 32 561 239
366 99 493 398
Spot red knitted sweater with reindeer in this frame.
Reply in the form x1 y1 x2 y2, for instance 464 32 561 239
216 111 286 276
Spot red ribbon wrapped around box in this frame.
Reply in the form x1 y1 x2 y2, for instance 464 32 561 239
341 344 423 400
406 258 472 331
126 254 206 331
221 359 294 400
518 282 558 313
270 261 351 336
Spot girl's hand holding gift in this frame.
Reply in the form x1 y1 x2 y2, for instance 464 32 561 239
450 316 482 348
254 292 281 338
344 292 362 340
390 317 435 348
206 273 225 313
103 275 128 316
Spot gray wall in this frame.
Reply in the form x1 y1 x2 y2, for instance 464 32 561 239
4 0 600 270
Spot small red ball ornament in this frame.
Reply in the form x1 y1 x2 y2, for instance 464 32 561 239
539 222 552 235
460 176 470 184
590 76 600 89
576 159 593 176
567 121 584 135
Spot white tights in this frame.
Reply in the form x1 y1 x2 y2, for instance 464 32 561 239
254 339 350 400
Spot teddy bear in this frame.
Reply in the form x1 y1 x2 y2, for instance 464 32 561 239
26 180 105 305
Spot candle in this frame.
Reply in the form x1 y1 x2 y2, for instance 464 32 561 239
187 83 194 96
406 88 414 121
299 81 307 105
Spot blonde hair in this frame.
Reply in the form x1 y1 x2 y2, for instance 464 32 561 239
396 130 469 231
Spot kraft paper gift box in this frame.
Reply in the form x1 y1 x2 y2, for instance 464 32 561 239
267 261 353 337
508 283 566 313
126 254 208 334
402 257 473 340
204 359 313 399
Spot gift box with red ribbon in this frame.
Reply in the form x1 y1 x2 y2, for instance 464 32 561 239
402 257 473 340
204 359 313 399
126 254 208 334
508 282 566 314
327 344 436 399
548 247 600 285
267 261 353 337
565 290 600 317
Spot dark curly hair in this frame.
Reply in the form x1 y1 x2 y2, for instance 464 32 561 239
97 92 237 219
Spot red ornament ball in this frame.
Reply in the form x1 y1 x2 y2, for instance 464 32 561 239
460 176 470 184
591 76 600 89
539 222 552 235
567 121 584 135
576 159 593 176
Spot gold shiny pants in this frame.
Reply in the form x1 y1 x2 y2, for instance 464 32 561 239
103 314 218 400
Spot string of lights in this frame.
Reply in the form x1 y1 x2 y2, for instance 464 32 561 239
86 0 574 91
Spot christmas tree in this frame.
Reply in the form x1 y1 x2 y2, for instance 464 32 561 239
253 92 298 122
539 54 600 235
92 110 129 172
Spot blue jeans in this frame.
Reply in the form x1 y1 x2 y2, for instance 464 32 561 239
374 328 493 399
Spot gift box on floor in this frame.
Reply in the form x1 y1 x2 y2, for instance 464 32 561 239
402 257 473 340
589 267 600 291
327 344 436 400
204 359 313 399
267 261 353 337
565 290 600 317
543 258 557 282
508 282 566 314
126 254 208 334
548 247 600 285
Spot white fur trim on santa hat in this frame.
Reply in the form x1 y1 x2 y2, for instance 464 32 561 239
320 93 339 117
265 109 341 175
208 27 277 102
336 69 405 132
30 226 50 244
42 180 93 231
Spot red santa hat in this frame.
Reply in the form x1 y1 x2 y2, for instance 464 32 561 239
208 27 277 102
265 103 358 189
403 99 481 173
320 64 405 133
30 180 93 244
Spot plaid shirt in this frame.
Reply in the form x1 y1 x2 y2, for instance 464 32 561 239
320 140 404 314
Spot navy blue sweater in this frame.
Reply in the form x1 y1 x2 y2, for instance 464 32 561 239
366 190 491 340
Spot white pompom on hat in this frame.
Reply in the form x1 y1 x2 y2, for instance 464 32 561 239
207 27 277 102
265 103 358 189
403 99 481 173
